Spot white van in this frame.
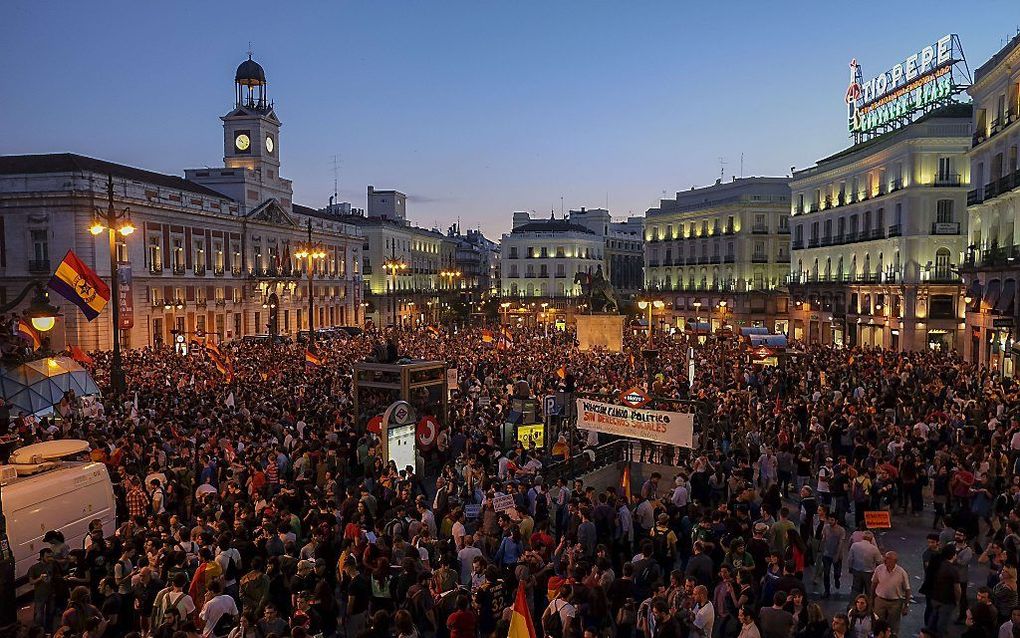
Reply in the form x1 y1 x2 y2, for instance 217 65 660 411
1 440 116 595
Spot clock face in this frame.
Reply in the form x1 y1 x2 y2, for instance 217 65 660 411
265 136 274 154
235 133 250 151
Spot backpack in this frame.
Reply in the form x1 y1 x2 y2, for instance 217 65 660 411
534 491 549 521
852 478 868 502
634 558 660 599
650 527 671 567
212 604 237 637
223 550 241 581
543 600 565 638
152 592 187 631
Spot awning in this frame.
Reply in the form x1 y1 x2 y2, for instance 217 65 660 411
995 279 1017 315
750 334 788 348
983 278 1002 309
740 327 770 337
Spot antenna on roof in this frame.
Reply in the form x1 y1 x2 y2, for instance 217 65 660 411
247 41 254 58
718 157 727 180
331 154 340 204
740 153 744 178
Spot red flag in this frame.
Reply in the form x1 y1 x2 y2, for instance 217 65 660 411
556 366 566 380
620 464 632 500
69 345 94 365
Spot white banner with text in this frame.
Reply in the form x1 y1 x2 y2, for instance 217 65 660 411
575 398 694 448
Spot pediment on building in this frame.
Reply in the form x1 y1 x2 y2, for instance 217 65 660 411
246 198 298 227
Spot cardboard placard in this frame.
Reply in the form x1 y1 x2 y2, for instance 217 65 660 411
864 511 892 529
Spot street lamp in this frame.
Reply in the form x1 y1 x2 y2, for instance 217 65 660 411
500 301 511 325
541 302 549 338
637 296 665 393
87 175 135 393
383 248 408 328
691 298 703 341
294 219 327 345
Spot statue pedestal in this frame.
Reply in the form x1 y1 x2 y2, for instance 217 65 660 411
576 314 625 352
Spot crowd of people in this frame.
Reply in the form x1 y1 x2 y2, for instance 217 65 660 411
6 322 1020 638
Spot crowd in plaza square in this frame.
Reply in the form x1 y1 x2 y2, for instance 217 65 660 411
6 324 1020 638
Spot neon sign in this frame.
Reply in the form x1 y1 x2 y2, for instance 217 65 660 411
845 35 970 141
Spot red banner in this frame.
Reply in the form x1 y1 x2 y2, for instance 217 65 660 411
118 265 134 329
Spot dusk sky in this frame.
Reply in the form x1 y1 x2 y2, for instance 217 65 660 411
3 2 1018 238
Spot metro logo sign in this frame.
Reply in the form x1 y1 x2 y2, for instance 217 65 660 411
619 386 651 409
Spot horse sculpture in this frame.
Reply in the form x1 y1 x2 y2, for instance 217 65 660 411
574 267 619 313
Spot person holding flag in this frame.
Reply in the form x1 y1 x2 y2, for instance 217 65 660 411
508 582 537 638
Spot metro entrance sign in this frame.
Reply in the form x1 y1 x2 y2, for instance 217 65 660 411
844 34 970 142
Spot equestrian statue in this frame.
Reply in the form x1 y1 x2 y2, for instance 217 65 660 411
574 266 620 313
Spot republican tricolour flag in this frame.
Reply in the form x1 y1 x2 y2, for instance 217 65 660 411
507 583 536 638
16 319 41 350
48 250 110 321
481 329 494 343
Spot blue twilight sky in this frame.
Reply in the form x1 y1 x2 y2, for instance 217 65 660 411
2 1 1018 238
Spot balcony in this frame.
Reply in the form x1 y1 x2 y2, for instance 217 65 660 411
820 236 832 247
808 238 819 248
968 188 983 205
28 259 50 273
751 255 768 263
890 178 904 192
778 226 790 235
231 266 242 276
931 221 960 235
792 239 804 250
751 225 769 234
777 253 790 262
149 263 163 274
172 263 186 275
723 255 735 263
722 225 735 235
933 173 962 187
887 224 902 238
194 265 206 276
710 255 721 264
214 265 225 276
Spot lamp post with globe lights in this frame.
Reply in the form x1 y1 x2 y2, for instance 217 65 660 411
383 248 408 328
294 219 327 346
637 296 665 393
88 175 135 393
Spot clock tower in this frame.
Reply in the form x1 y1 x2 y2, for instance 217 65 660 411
186 54 293 210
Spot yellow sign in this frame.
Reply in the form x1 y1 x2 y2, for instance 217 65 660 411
517 423 545 449
864 511 892 529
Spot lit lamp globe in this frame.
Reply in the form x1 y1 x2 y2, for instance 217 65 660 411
24 286 62 333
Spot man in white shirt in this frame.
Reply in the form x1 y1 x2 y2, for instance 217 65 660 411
871 552 910 638
999 606 1020 638
691 585 715 638
199 581 238 637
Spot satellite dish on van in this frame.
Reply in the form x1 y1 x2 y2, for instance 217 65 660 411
9 439 90 465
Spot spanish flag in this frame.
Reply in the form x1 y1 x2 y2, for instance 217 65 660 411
481 329 494 343
209 350 233 381
48 250 110 321
620 464 632 500
501 327 514 342
305 349 322 366
16 319 41 350
507 583 537 638
427 325 441 336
